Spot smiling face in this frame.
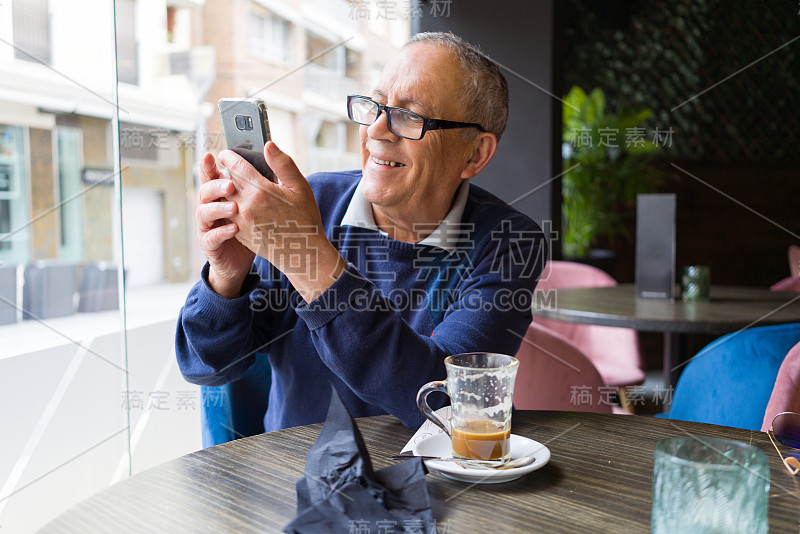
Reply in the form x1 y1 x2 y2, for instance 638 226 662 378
359 43 483 241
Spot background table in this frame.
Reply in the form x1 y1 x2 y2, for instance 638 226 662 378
532 284 800 388
41 411 800 533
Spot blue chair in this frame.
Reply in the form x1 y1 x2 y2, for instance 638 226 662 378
200 352 272 448
663 323 800 430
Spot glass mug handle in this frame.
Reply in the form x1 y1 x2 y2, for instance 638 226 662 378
416 379 451 436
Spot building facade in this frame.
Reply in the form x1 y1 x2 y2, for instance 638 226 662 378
200 0 409 176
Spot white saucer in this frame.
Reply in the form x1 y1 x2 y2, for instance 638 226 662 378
412 433 550 484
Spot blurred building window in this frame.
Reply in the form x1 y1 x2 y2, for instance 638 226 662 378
12 0 51 64
345 122 360 153
315 120 343 150
345 48 361 80
0 125 30 263
307 32 343 71
115 0 139 85
307 119 359 174
305 32 357 100
167 6 177 43
166 5 192 48
248 3 290 63
56 127 84 261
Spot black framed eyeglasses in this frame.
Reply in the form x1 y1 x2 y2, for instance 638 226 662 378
767 411 800 475
347 95 486 140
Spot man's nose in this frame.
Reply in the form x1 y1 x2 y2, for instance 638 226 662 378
366 111 399 141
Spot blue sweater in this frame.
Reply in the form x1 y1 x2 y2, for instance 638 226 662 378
176 171 546 432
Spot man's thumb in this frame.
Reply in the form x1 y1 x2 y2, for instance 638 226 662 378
264 141 303 186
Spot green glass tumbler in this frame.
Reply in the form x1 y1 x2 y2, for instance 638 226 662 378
680 265 711 302
652 437 769 533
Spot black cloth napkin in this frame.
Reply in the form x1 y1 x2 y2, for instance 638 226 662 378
283 387 438 533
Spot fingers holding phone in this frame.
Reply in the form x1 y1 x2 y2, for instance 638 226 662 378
217 141 346 302
195 152 256 298
192 98 276 298
207 97 344 299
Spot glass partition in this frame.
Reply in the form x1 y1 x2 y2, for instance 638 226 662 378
0 1 131 531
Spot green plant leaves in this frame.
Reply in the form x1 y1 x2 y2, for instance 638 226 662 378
562 85 663 257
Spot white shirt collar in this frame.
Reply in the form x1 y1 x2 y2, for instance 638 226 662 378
340 178 470 254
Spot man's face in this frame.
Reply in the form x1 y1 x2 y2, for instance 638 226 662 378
359 43 477 235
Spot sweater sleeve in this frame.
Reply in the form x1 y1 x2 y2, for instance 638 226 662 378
175 262 274 386
295 217 546 429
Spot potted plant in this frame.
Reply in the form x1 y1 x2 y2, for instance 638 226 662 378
561 86 662 263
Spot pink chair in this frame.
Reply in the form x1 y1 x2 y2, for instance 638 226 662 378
761 341 800 432
770 245 800 293
514 322 626 414
788 245 800 278
534 261 645 387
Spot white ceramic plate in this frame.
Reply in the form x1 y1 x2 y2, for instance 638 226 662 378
412 433 550 484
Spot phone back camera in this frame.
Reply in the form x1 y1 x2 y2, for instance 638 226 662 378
235 115 254 131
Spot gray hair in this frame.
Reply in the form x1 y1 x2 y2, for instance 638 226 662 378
407 32 509 141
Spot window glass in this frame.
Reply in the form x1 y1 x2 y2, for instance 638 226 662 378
56 127 83 260
12 0 50 64
115 0 138 85
248 4 290 62
0 125 30 263
0 3 128 531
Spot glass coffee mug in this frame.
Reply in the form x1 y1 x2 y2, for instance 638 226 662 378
416 353 519 462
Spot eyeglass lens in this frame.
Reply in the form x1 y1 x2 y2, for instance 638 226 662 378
351 98 378 124
773 412 800 449
350 98 423 139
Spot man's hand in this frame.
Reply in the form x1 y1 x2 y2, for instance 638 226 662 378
196 152 257 299
221 141 347 303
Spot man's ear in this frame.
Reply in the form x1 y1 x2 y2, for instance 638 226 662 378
460 132 498 179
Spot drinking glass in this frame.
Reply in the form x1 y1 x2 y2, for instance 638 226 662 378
651 437 769 533
417 353 518 462
680 265 711 302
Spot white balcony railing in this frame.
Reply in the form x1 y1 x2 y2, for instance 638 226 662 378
304 63 358 101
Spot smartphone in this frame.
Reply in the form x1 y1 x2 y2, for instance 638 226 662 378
218 97 274 181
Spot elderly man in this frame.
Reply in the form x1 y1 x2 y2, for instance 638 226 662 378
176 32 546 432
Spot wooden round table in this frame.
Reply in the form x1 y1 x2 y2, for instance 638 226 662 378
532 285 800 387
40 411 800 533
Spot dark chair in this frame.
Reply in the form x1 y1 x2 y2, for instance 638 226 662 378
200 352 272 448
664 323 800 431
